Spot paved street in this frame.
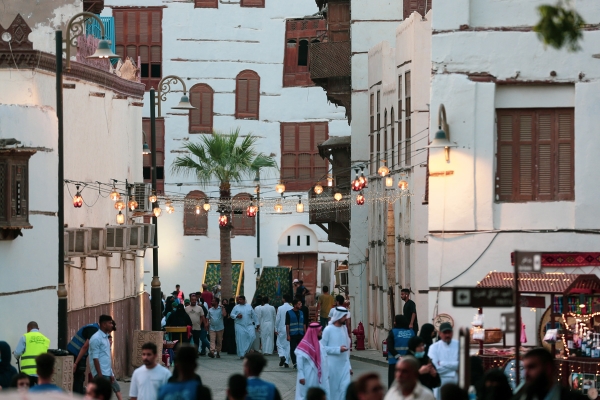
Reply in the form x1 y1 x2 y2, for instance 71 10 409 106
119 353 388 400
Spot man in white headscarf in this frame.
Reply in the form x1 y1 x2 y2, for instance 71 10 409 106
230 296 258 359
275 294 293 368
322 307 352 400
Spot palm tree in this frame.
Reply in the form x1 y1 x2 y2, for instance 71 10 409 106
171 129 277 300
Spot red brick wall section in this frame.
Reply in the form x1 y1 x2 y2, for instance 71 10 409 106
68 293 152 378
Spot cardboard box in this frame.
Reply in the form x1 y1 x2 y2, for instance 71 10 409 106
132 330 164 368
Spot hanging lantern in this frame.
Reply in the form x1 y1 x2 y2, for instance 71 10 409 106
149 191 157 203
359 167 368 189
219 214 228 227
398 180 409 190
165 200 174 214
385 176 394 187
274 200 283 213
334 192 343 201
356 192 365 205
116 210 125 225
296 199 304 213
327 175 333 187
153 204 162 217
203 199 211 212
314 184 324 195
275 182 286 194
109 185 120 201
377 163 390 177
128 199 138 211
73 185 83 208
246 203 258 217
114 199 125 211
195 204 202 215
352 169 362 191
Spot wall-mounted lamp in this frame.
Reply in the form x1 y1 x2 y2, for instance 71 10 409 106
427 104 457 162
142 131 151 155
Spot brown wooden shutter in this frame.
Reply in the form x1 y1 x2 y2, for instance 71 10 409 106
236 70 260 119
496 112 514 201
184 191 208 235
195 0 218 8
114 11 125 59
232 193 255 236
516 112 534 201
536 111 553 200
556 109 574 200
241 0 265 7
281 124 297 182
281 122 328 191
189 84 214 133
313 123 328 180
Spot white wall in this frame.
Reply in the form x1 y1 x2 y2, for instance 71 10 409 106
101 0 350 300
428 1 600 340
0 68 144 361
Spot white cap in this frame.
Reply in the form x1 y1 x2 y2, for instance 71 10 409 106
293 279 299 283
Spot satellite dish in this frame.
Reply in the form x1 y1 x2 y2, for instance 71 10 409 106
433 313 455 331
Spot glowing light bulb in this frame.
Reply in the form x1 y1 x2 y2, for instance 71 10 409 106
296 199 304 213
274 201 283 213
246 204 258 217
110 187 120 201
334 192 343 201
149 192 157 203
153 205 162 217
73 189 83 208
128 199 138 211
114 199 125 211
195 205 201 215
314 184 323 195
116 210 125 225
356 192 365 205
275 182 286 194
377 164 389 177
385 176 394 187
219 214 228 227
398 180 409 190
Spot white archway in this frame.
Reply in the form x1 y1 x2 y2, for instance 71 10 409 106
277 224 318 253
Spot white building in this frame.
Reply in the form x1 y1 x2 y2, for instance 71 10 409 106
99 0 350 302
427 0 600 344
366 11 431 346
0 2 147 376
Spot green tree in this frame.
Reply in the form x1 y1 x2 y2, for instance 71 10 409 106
171 129 277 300
534 1 585 51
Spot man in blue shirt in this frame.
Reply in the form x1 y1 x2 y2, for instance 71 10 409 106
28 353 63 393
89 315 115 384
244 353 282 400
386 315 414 388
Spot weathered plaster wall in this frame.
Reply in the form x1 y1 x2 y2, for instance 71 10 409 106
428 1 600 343
101 0 350 300
0 68 144 364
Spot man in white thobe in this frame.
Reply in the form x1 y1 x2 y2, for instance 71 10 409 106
295 322 330 400
259 296 276 355
427 322 458 400
322 307 352 400
275 294 293 367
230 295 258 358
252 297 263 352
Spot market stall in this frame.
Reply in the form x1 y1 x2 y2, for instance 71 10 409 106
474 272 600 394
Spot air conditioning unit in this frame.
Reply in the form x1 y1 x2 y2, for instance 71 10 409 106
133 182 152 213
105 226 130 252
65 228 91 256
88 227 107 255
135 223 155 248
335 269 349 287
128 225 144 250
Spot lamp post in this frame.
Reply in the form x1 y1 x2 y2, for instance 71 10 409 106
149 76 195 331
55 12 118 348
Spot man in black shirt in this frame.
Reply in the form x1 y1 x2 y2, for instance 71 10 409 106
401 289 418 335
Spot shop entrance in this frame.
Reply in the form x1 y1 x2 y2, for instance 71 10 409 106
278 253 318 305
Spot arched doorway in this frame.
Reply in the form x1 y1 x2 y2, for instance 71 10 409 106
278 225 318 305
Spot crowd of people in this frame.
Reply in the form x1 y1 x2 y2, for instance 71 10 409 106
0 283 590 400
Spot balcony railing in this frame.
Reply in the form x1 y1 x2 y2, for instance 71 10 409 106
308 187 350 224
309 41 350 80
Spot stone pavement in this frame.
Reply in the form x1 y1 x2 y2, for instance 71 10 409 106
349 349 388 368
118 352 388 400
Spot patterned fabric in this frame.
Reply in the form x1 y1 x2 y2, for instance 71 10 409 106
252 267 293 307
203 262 244 296
511 252 600 267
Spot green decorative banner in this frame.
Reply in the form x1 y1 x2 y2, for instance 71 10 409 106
203 261 245 297
252 267 292 308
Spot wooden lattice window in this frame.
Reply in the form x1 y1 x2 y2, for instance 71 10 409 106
496 108 574 202
241 0 265 7
281 122 329 191
403 0 432 19
398 75 403 166
142 118 165 194
236 70 260 120
114 8 162 91
283 19 326 87
391 108 395 168
376 90 381 172
0 151 33 233
370 93 375 174
189 84 214 133
195 0 218 8
184 191 208 235
231 193 255 236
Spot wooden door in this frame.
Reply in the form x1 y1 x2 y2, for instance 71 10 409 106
278 253 318 306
